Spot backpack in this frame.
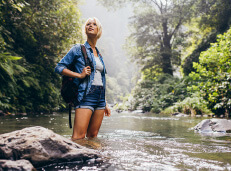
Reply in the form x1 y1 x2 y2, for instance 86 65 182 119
61 44 90 128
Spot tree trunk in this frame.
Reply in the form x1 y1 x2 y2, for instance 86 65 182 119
161 47 173 75
161 20 173 75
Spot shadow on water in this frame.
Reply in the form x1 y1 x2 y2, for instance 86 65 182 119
1 112 231 170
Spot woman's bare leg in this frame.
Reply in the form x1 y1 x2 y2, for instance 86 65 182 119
72 108 93 140
86 109 104 138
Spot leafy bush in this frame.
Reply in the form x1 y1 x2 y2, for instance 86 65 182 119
130 74 190 113
163 93 213 115
0 52 26 111
188 28 231 116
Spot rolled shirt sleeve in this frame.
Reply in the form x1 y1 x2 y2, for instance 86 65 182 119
55 46 77 74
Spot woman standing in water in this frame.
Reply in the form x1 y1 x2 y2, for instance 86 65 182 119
55 17 111 140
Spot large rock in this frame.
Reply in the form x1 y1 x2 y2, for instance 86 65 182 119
0 159 35 171
194 119 231 133
0 126 100 168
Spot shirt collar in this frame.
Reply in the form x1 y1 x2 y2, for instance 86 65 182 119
84 41 100 54
84 41 91 49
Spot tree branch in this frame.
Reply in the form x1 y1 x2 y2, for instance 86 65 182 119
159 0 163 12
169 0 186 38
164 0 168 13
171 0 197 38
150 0 162 12
170 18 182 38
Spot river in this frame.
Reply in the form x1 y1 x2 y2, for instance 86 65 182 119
0 112 231 170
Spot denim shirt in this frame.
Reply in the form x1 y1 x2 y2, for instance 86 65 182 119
55 41 106 102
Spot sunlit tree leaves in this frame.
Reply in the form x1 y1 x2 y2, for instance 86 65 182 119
189 28 231 116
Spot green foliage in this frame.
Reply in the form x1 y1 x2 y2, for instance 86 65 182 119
130 74 189 113
0 0 82 113
0 51 26 111
197 0 231 33
182 32 217 75
182 0 231 75
163 93 212 115
188 28 231 115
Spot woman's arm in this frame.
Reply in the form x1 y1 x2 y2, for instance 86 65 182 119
55 45 80 75
104 101 111 117
55 44 91 79
61 66 91 79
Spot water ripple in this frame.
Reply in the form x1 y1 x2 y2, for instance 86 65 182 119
120 115 180 121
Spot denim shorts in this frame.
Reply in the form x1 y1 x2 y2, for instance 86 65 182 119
75 85 106 112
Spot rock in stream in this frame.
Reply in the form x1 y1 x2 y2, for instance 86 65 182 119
194 119 231 133
0 126 100 170
0 159 35 171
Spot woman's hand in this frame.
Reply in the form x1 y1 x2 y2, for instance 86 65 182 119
104 103 111 117
80 66 91 79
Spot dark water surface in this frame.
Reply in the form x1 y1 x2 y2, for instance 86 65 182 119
1 112 231 170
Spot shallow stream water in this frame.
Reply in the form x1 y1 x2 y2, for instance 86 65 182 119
0 112 231 170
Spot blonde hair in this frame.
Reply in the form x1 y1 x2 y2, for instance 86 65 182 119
83 17 102 39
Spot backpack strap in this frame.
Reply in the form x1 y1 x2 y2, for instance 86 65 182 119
80 44 91 100
69 103 72 128
81 45 90 66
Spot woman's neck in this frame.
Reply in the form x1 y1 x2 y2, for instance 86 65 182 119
87 38 97 49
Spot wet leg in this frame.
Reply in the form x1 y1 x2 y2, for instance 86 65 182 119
86 109 104 138
72 108 93 140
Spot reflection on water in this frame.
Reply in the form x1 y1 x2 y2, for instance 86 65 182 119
0 112 231 170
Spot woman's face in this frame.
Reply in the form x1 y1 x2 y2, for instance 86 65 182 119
85 19 98 38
